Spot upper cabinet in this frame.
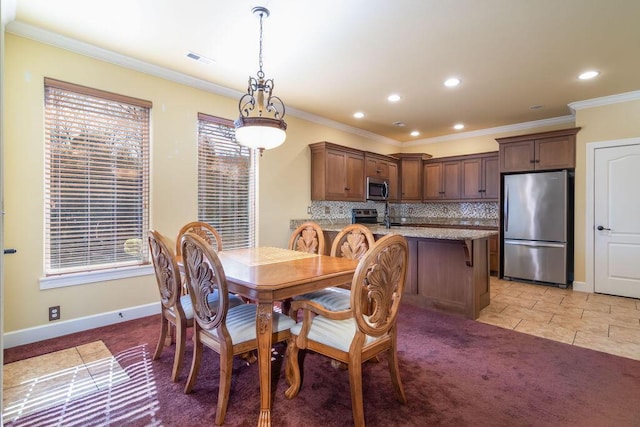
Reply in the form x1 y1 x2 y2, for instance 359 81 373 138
496 128 581 173
423 152 499 201
461 153 499 200
393 153 432 202
310 142 365 201
423 159 461 200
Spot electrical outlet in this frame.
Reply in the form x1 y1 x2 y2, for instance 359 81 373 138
49 305 60 321
307 206 312 214
324 206 330 214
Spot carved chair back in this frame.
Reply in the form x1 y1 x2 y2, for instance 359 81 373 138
330 224 376 260
288 221 326 255
149 229 184 315
176 221 223 257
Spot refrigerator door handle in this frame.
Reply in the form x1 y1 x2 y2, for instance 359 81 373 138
504 240 565 248
504 184 509 232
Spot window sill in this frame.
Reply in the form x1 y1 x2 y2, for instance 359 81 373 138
40 265 154 290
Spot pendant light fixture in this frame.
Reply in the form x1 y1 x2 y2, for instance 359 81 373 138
234 6 287 155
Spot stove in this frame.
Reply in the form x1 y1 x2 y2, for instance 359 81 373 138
351 208 378 224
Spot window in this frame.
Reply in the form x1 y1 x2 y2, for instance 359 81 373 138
44 78 151 276
197 113 256 249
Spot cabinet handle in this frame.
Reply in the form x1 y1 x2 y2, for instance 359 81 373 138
530 159 536 164
535 159 540 163
345 187 350 191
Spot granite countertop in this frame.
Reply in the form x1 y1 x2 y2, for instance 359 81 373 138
290 219 498 241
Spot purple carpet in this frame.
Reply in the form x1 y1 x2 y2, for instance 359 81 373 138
4 303 640 426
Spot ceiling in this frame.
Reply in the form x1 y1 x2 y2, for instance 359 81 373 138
7 0 640 144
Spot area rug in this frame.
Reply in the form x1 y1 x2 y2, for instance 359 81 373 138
4 304 640 426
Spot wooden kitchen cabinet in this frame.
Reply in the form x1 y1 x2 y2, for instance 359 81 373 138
310 142 365 201
461 152 499 200
496 127 580 173
387 161 399 202
393 153 432 201
423 159 461 200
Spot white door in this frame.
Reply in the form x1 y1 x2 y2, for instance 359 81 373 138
594 143 640 298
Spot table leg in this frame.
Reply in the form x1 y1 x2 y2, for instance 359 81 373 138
256 302 273 427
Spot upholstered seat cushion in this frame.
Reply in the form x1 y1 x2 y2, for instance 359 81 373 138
225 304 296 344
292 287 351 311
290 315 381 352
179 291 245 320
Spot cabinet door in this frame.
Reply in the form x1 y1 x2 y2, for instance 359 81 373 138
387 161 399 201
400 157 423 201
500 140 535 173
482 155 500 199
325 149 348 198
423 162 443 200
366 158 389 179
536 136 575 170
461 158 482 199
442 161 461 199
344 152 365 200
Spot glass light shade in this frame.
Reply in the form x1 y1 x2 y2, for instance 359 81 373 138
234 117 287 151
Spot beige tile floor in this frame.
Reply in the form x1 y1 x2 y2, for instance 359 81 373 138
2 340 129 423
479 277 640 361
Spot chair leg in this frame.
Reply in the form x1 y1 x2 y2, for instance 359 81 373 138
171 321 187 382
184 333 203 394
284 338 301 398
348 357 365 427
153 315 168 360
215 346 234 426
388 345 407 404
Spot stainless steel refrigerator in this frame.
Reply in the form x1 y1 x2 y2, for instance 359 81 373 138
502 170 573 287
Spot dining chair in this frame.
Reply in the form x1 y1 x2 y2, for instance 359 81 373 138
180 232 296 425
176 221 223 257
284 234 409 427
288 221 326 255
148 230 243 383
290 224 375 316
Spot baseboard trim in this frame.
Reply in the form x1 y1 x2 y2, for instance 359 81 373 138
2 303 160 349
572 280 593 293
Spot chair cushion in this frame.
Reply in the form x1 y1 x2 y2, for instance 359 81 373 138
290 315 381 352
179 291 244 320
226 303 296 345
292 287 351 311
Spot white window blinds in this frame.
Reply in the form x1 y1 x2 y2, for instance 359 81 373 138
44 78 151 275
197 113 256 249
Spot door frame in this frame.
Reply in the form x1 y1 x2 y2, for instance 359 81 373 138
585 137 640 294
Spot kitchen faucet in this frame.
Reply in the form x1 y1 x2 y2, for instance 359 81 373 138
384 202 391 229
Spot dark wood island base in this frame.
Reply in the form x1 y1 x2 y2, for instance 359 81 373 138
402 237 490 320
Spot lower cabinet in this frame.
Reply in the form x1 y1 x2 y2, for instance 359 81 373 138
404 236 491 320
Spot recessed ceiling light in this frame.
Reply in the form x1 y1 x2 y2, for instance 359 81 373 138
410 131 420 137
387 94 401 102
444 78 461 87
579 70 599 80
453 123 464 130
393 121 406 127
353 111 365 119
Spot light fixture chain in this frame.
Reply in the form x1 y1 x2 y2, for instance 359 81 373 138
257 11 264 79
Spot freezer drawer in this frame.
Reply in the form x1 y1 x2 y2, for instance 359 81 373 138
503 240 567 285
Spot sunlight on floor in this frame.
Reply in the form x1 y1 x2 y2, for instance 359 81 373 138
2 342 160 426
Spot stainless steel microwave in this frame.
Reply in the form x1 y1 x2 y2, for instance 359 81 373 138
366 177 389 201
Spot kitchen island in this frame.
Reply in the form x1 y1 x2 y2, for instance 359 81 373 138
290 220 497 320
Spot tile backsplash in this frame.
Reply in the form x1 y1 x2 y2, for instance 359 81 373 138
308 201 499 222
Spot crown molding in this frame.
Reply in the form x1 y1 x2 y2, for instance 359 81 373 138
6 20 399 146
405 115 576 146
568 90 640 111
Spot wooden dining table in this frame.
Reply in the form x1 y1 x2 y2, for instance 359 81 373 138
202 246 359 427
